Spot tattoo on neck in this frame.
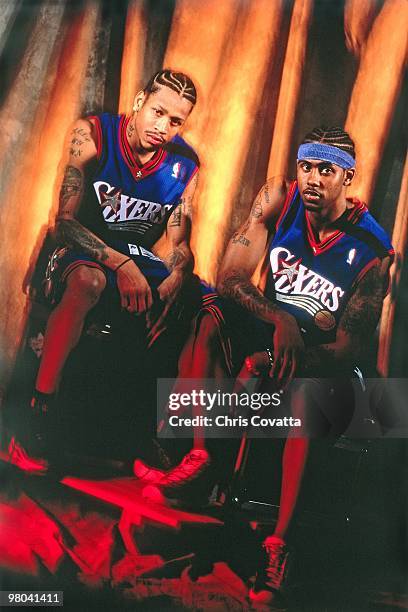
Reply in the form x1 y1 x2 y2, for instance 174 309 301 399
57 218 109 262
127 120 135 140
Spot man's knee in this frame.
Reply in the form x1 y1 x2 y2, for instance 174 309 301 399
290 379 354 435
65 266 106 302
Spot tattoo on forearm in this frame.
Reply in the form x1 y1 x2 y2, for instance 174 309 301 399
59 165 83 213
219 271 280 321
57 219 109 262
167 246 193 272
168 248 185 269
169 206 182 227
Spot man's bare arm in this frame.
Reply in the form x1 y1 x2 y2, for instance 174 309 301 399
217 177 291 325
217 177 305 382
55 120 129 268
301 257 391 375
146 173 198 336
164 172 197 276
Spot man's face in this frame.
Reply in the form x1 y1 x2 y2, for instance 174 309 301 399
133 85 193 151
296 158 354 214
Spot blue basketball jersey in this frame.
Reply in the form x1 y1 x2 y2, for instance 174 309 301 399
79 113 199 252
264 182 394 346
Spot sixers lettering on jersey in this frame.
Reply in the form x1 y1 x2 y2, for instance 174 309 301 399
265 182 394 346
79 113 199 252
93 181 174 226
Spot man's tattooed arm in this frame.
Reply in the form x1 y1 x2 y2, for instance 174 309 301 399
216 178 291 324
57 219 110 262
218 269 285 324
165 173 197 275
58 165 83 217
166 244 194 274
55 164 108 262
300 258 391 375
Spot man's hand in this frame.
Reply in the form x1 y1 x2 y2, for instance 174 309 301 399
241 314 304 387
116 259 153 313
270 312 305 385
147 270 184 341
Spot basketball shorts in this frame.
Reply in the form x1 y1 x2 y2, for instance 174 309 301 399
198 295 355 436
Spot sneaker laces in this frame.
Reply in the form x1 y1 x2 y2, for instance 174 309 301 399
159 451 210 487
261 541 289 591
133 459 165 483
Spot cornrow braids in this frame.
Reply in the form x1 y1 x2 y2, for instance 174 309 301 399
144 69 197 105
302 126 355 159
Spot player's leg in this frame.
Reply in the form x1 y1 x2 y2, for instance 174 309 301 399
135 310 229 491
7 265 106 471
250 379 355 605
36 265 107 394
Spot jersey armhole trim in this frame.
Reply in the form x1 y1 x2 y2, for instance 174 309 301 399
351 257 381 293
275 180 296 231
87 115 102 160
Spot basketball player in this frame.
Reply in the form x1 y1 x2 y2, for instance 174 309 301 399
8 69 203 472
137 127 394 606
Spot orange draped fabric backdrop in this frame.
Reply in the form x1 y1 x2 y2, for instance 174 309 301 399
0 0 406 385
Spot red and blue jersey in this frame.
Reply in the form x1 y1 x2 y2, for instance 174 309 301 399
265 181 394 346
79 113 199 252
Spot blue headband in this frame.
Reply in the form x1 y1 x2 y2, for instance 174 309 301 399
297 143 355 169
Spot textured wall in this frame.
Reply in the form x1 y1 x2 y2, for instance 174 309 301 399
0 0 406 384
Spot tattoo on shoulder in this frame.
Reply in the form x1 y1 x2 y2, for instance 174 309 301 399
251 195 263 219
232 232 250 247
339 262 386 339
72 127 91 141
70 127 91 157
264 183 270 203
59 165 83 213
